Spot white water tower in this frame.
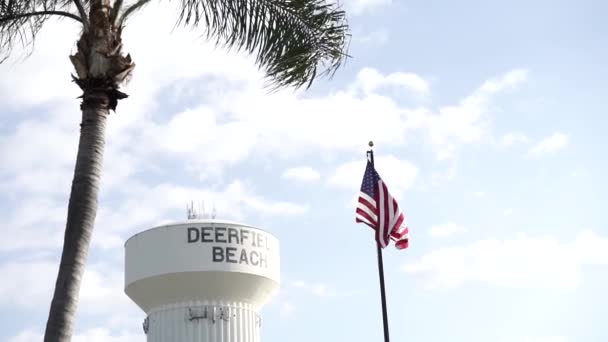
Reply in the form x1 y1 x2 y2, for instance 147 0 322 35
124 215 280 342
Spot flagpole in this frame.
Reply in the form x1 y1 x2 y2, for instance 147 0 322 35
367 141 390 342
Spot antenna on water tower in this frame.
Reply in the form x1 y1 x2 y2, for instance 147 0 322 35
186 200 218 220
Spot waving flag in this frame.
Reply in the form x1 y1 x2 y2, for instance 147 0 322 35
355 159 409 249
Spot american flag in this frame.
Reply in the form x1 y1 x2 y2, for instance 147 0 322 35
355 158 409 249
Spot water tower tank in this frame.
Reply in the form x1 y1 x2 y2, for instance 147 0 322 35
124 219 280 342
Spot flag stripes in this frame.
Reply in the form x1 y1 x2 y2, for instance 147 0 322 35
356 158 409 250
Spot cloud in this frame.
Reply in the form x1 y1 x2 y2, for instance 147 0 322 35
477 69 528 94
0 116 78 197
473 191 486 198
9 329 145 342
500 337 568 342
92 180 308 249
0 198 68 252
137 106 259 175
1 0 528 172
0 179 307 253
353 29 390 46
527 133 569 157
129 68 522 164
279 302 296 318
2 40 526 183
403 230 608 289
0 250 154 340
0 2 263 183
328 155 419 199
224 85 410 155
0 2 260 113
500 132 529 146
426 69 528 160
289 280 366 299
343 0 392 15
523 337 568 342
352 67 429 96
270 279 366 321
0 259 59 309
429 222 467 238
282 167 321 182
430 167 456 187
0 258 137 316
0 21 82 111
0 257 145 342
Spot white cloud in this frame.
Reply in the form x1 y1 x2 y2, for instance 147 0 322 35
270 280 366 321
403 230 608 289
0 2 528 273
141 67 523 164
0 260 59 309
0 257 142 334
473 191 486 198
8 331 40 342
354 29 390 46
429 222 467 238
1 0 528 174
289 280 334 297
501 132 529 146
352 67 429 96
9 329 145 342
241 191 308 217
73 329 145 342
501 336 568 342
475 69 528 95
0 2 262 179
78 263 138 315
527 133 569 157
523 337 568 342
1 40 525 183
329 155 419 199
92 180 308 249
279 302 296 318
311 283 332 297
225 86 410 155
0 117 77 196
0 21 82 111
0 179 307 253
282 167 321 182
138 106 259 173
344 0 392 15
430 167 456 186
0 2 260 114
287 280 365 299
426 69 528 160
293 280 306 288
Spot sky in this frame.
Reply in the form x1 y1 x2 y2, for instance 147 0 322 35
1 0 607 341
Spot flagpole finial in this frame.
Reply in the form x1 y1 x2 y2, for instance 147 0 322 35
368 141 374 148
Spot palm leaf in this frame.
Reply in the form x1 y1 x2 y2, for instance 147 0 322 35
0 0 85 62
121 0 351 89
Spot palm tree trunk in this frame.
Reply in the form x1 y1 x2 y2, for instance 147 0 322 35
43 92 110 342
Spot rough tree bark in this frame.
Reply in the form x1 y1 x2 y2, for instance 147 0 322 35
43 96 109 342
43 0 133 339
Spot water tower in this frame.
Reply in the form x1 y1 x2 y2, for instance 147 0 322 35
124 208 280 342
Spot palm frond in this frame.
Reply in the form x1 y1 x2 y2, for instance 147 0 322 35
124 0 350 89
1 0 85 63
117 0 150 27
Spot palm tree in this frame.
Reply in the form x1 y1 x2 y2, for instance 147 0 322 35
1 0 349 340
